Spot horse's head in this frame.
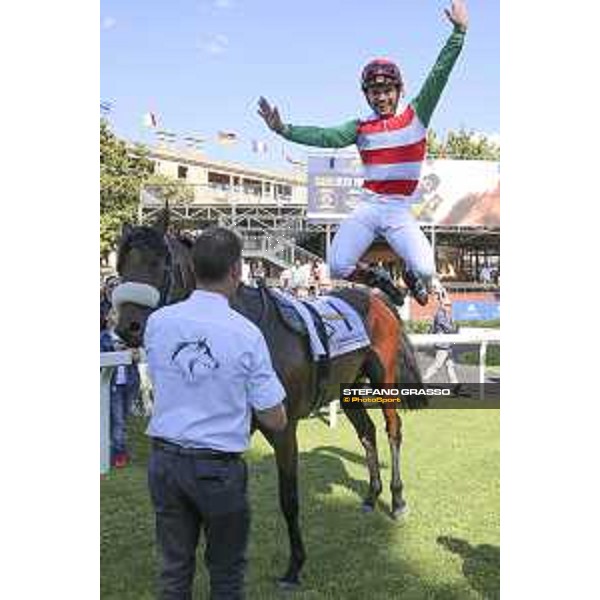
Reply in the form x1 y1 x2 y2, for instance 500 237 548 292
112 219 194 347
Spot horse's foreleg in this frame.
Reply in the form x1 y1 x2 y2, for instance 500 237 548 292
260 421 305 589
342 406 382 512
382 407 407 519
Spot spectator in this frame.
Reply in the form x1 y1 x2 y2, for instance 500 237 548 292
423 295 463 394
479 264 492 286
253 260 266 286
100 276 119 323
311 260 321 293
289 259 303 295
101 310 141 468
241 260 251 285
279 267 292 290
299 259 313 292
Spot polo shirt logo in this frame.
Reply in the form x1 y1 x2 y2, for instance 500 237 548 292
171 337 220 380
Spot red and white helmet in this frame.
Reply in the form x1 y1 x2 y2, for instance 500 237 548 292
361 58 402 91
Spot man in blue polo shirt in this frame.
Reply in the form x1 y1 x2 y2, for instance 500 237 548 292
144 227 287 600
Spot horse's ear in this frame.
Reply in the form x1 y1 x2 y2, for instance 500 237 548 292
154 201 170 236
121 222 133 238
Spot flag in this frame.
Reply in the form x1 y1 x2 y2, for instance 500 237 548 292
285 153 306 167
252 140 268 153
143 112 158 128
100 101 113 115
183 135 206 147
155 130 177 144
217 131 238 145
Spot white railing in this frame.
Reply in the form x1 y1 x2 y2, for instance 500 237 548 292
100 330 499 473
326 328 500 427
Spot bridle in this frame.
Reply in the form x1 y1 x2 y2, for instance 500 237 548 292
112 233 181 311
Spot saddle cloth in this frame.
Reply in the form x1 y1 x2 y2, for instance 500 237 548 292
270 290 370 360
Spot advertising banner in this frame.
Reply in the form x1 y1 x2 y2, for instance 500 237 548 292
452 301 500 321
307 154 500 227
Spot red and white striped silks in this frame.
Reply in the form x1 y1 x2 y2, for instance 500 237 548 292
357 105 426 200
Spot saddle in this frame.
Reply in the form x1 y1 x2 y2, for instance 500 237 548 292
265 288 330 360
265 288 331 411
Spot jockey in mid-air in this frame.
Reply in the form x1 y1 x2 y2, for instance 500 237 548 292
258 0 469 306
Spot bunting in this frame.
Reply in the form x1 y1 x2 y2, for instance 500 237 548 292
183 135 206 147
217 131 238 145
100 100 113 115
143 112 158 128
155 130 177 145
252 140 268 153
285 153 307 167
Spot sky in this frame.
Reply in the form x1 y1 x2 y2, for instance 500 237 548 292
100 0 499 172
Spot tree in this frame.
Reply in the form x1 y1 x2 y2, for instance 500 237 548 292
144 173 195 206
100 119 154 257
100 120 193 258
426 130 445 158
427 128 500 161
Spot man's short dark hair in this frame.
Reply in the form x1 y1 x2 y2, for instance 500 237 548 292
192 227 243 283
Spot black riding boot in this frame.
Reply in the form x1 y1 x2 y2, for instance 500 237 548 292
402 269 429 306
362 267 406 306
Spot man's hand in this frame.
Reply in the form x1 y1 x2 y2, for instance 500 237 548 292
257 97 285 134
444 0 468 32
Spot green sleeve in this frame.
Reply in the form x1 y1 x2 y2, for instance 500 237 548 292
411 27 466 127
280 119 358 148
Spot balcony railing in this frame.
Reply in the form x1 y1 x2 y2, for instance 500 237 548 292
241 233 321 267
141 183 301 206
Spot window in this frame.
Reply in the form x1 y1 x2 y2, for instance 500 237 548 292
177 165 188 180
208 171 230 190
275 184 292 199
243 178 262 196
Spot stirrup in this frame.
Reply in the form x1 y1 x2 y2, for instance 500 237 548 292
363 267 406 306
402 269 429 306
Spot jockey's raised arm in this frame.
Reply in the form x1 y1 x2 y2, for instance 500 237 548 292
256 1 469 308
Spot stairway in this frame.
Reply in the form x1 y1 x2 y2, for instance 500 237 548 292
241 232 321 270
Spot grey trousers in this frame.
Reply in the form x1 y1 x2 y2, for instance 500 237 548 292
148 445 250 600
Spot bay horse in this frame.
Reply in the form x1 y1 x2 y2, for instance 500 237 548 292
112 212 425 589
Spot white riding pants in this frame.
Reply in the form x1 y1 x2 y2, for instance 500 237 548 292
329 196 435 282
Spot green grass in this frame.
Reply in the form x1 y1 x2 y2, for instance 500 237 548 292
102 410 499 599
458 346 500 367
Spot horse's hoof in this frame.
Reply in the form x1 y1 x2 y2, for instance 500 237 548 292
391 503 409 520
277 577 301 591
362 501 375 513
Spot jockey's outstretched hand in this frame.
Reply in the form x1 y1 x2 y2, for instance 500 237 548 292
444 0 468 32
257 97 285 134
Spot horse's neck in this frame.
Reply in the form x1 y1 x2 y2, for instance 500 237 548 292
232 285 269 330
171 240 196 300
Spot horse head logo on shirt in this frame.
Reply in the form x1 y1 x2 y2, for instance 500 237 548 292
171 337 220 380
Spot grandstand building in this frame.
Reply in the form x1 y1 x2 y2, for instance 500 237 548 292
138 144 499 319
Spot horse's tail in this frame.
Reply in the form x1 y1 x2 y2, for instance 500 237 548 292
397 320 428 409
366 290 427 410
